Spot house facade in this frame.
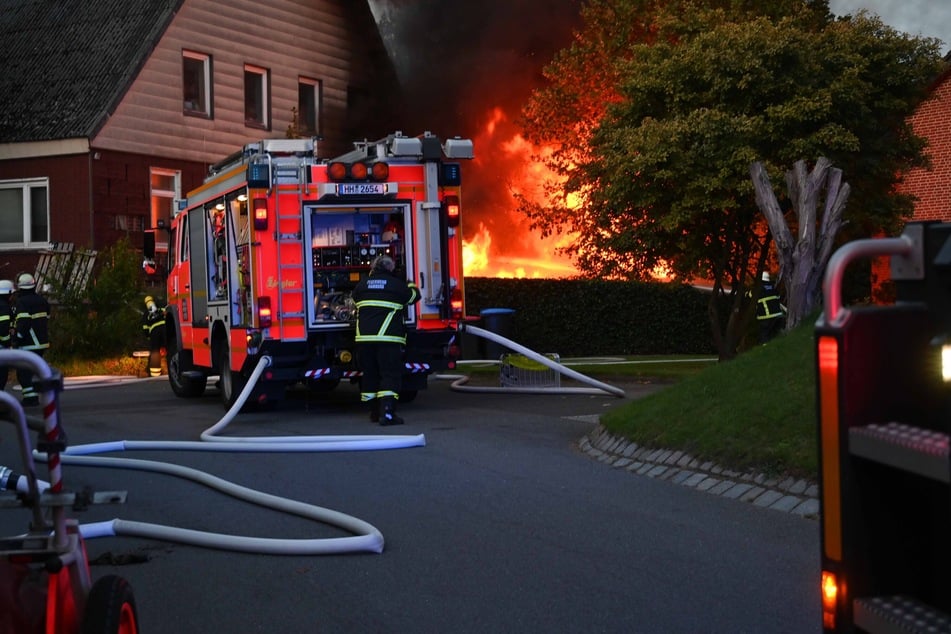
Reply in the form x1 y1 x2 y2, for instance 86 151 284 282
0 0 398 279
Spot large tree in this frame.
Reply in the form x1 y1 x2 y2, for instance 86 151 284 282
520 1 943 358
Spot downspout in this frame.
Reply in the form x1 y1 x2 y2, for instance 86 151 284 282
87 146 95 248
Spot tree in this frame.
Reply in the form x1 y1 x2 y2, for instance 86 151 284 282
520 1 943 358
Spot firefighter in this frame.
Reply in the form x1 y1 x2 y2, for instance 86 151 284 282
352 255 420 425
12 272 50 406
0 279 14 392
142 295 166 377
756 272 785 343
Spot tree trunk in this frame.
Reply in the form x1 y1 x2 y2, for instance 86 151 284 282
750 158 849 331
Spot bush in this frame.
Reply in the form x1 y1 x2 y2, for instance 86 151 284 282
463 277 717 356
48 237 146 362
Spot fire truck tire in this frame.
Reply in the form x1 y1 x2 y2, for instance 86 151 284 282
167 343 206 398
216 343 248 410
80 575 139 634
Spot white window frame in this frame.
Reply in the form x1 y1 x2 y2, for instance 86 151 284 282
0 178 50 250
244 63 269 129
183 50 212 117
150 167 181 253
298 76 322 136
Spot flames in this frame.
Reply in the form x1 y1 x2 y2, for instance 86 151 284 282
461 107 580 279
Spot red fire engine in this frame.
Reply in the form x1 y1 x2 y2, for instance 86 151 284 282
155 132 474 408
816 221 951 632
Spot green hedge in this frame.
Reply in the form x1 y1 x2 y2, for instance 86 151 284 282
462 277 716 357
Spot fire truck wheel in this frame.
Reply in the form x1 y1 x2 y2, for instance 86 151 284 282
216 343 248 410
399 390 418 404
167 342 207 398
167 350 206 398
80 575 139 634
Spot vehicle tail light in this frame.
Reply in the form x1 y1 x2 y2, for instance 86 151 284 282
258 296 272 328
443 195 460 228
253 198 268 231
450 287 463 320
821 570 838 630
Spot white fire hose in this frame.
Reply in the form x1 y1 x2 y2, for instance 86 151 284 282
4 354 427 556
446 324 626 398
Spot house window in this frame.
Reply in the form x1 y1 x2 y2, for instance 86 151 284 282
183 50 212 117
0 178 49 248
150 168 180 253
244 64 269 129
298 77 322 136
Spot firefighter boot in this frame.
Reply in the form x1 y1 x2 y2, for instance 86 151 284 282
369 399 381 423
380 397 404 426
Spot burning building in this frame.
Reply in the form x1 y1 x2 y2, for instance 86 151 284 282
368 0 584 278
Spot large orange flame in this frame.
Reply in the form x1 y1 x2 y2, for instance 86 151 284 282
462 107 580 279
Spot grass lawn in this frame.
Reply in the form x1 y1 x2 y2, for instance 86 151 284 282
599 323 817 480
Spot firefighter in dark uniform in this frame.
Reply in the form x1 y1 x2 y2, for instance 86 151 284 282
352 254 420 425
756 272 785 343
13 272 50 406
0 279 14 392
142 295 166 377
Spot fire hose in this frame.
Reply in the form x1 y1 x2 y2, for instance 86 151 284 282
442 324 626 398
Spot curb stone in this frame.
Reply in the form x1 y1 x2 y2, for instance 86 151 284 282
581 424 819 519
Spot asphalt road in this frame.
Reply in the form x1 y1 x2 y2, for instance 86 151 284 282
0 372 820 633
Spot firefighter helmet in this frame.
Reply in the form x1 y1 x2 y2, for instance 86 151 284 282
16 272 36 290
371 254 395 273
0 279 13 295
144 295 154 306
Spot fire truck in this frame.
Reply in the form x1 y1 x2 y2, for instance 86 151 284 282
154 132 473 408
816 221 951 632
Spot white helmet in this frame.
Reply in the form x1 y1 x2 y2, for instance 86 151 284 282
16 272 36 290
0 279 13 295
761 272 771 283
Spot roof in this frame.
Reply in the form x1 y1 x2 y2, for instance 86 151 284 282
0 0 182 144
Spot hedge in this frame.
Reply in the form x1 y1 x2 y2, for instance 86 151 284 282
462 277 717 357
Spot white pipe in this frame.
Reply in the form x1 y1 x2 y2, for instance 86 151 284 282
455 324 626 398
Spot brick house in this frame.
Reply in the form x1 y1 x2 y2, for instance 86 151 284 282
0 0 397 280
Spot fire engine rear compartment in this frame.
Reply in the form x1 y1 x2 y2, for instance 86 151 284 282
167 133 471 408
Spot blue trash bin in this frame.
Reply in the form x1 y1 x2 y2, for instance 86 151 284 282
479 308 515 360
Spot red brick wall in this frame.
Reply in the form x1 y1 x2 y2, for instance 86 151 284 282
871 71 951 300
0 150 206 276
898 71 951 221
92 150 205 252
0 154 91 277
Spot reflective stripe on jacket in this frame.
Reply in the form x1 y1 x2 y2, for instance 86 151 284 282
0 297 12 348
756 283 784 320
352 272 420 344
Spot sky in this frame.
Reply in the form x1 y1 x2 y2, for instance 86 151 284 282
828 0 951 50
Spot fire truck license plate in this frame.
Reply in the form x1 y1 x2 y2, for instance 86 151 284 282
337 183 386 195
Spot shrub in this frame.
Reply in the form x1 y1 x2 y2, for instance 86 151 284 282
48 237 146 362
